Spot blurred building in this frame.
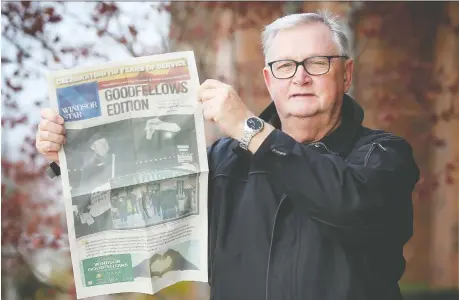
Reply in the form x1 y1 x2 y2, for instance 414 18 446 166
170 1 459 296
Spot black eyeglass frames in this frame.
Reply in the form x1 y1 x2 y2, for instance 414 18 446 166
267 55 349 79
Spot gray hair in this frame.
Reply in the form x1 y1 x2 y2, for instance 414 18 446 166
261 11 351 64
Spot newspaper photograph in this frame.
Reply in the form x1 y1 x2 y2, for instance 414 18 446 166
47 51 208 299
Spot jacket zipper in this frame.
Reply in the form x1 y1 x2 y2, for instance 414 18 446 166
265 194 287 300
364 142 387 166
309 142 338 155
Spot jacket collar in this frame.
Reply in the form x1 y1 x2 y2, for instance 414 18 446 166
258 93 364 157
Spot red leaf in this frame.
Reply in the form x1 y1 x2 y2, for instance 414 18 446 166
44 7 55 16
53 227 62 239
50 239 60 249
48 15 62 23
97 3 118 15
21 1 31 9
32 237 45 248
15 115 28 125
26 222 37 235
25 16 44 34
118 36 127 45
80 48 89 57
128 25 137 37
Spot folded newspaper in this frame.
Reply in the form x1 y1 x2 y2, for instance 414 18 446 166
47 51 209 299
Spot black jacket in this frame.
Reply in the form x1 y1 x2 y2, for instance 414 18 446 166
207 94 420 300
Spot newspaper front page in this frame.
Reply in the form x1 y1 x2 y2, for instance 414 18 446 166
47 51 208 299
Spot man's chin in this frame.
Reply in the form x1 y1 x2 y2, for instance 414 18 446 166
285 109 319 119
280 101 319 117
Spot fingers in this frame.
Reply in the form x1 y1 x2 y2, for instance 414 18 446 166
200 79 222 89
43 151 60 163
38 118 66 135
201 100 216 121
36 108 66 162
41 108 64 124
38 130 66 145
198 89 217 103
198 79 226 103
36 139 62 153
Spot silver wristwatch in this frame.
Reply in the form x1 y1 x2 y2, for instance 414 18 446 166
239 116 264 150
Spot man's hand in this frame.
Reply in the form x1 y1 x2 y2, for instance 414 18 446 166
198 79 254 141
198 79 274 153
36 108 66 164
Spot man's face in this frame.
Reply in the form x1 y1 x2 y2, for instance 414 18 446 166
263 22 353 120
90 137 109 157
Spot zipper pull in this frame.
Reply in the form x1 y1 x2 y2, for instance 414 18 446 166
377 143 387 151
364 143 386 166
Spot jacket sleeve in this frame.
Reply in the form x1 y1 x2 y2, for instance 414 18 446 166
252 129 420 245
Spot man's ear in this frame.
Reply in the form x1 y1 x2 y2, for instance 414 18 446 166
263 67 274 98
344 58 354 93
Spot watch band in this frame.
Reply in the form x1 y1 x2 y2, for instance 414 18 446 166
239 130 256 150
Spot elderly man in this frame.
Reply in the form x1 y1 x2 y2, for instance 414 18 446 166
37 12 419 300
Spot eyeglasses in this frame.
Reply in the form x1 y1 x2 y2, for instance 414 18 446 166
267 55 349 79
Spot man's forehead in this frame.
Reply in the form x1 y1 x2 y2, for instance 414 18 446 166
267 22 338 60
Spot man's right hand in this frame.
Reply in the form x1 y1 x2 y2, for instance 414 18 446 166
36 108 66 164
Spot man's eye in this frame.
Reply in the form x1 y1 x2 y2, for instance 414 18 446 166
311 60 327 65
278 62 294 69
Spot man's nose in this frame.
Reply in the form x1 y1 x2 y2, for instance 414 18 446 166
293 64 312 84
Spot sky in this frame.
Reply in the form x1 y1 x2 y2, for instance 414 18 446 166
1 1 170 162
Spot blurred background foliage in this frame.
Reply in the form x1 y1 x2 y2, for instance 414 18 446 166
1 1 458 299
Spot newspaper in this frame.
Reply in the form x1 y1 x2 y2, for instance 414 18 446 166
47 51 209 299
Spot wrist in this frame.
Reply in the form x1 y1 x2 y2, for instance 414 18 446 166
248 123 274 154
238 115 263 151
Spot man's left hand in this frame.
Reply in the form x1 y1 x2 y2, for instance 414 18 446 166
198 79 275 153
198 79 253 141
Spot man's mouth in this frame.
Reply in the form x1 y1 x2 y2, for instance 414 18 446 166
290 93 315 98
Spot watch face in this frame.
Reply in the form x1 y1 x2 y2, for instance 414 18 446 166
247 117 263 130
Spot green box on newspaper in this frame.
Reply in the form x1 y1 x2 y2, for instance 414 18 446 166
82 254 134 286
